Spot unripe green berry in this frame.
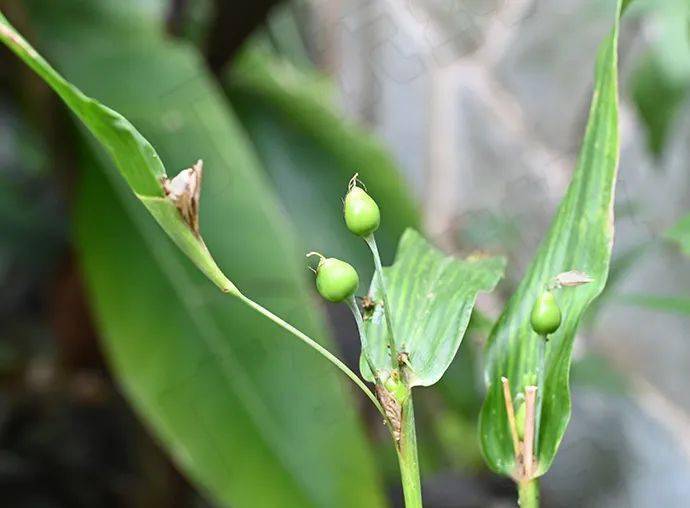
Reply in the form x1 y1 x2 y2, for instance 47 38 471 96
530 290 562 336
344 186 380 237
314 257 359 302
384 373 409 403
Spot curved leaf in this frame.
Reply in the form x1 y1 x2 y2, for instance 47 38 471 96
0 9 233 292
479 0 624 477
17 1 385 506
362 229 505 387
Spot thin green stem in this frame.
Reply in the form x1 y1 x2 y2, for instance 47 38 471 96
397 397 423 508
345 296 379 381
364 234 399 370
235 292 384 417
518 478 539 508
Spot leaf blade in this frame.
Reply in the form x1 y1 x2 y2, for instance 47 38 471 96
363 229 505 387
479 0 624 477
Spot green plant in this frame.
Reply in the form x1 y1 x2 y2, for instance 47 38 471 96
1 10 506 506
3 0 665 506
1 6 386 507
478 1 628 505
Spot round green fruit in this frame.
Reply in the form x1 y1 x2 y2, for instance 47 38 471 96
344 186 380 237
315 257 359 302
530 290 562 336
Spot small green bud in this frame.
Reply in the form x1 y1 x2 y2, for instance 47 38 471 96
384 373 409 403
344 186 380 237
515 400 526 441
530 290 562 335
312 255 359 302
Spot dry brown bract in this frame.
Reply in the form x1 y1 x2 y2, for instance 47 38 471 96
162 160 203 237
376 383 402 444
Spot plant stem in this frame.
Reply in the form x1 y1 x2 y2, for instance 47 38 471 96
235 292 384 416
345 296 378 381
363 234 399 370
518 479 539 508
535 337 546 449
396 396 423 508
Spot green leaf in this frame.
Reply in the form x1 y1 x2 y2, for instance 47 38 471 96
666 213 690 256
226 49 419 273
630 0 690 156
0 9 233 293
479 0 624 478
16 2 385 506
615 293 690 316
362 229 506 387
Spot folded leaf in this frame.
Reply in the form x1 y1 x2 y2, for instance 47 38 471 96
362 229 505 387
479 0 625 478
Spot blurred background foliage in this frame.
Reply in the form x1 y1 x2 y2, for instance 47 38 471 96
0 0 689 507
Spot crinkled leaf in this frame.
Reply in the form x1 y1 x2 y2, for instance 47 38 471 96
362 229 505 387
479 0 624 478
0 9 233 292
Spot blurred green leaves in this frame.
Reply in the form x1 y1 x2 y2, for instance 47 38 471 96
3 0 411 505
227 50 419 274
479 0 624 478
630 0 690 156
666 213 690 257
361 229 505 386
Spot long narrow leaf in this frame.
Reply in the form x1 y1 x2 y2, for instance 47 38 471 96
479 0 625 477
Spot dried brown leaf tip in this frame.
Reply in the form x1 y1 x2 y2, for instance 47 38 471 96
163 159 203 237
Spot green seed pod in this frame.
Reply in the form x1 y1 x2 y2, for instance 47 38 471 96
344 186 380 237
313 256 359 302
530 290 562 336
515 400 526 441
